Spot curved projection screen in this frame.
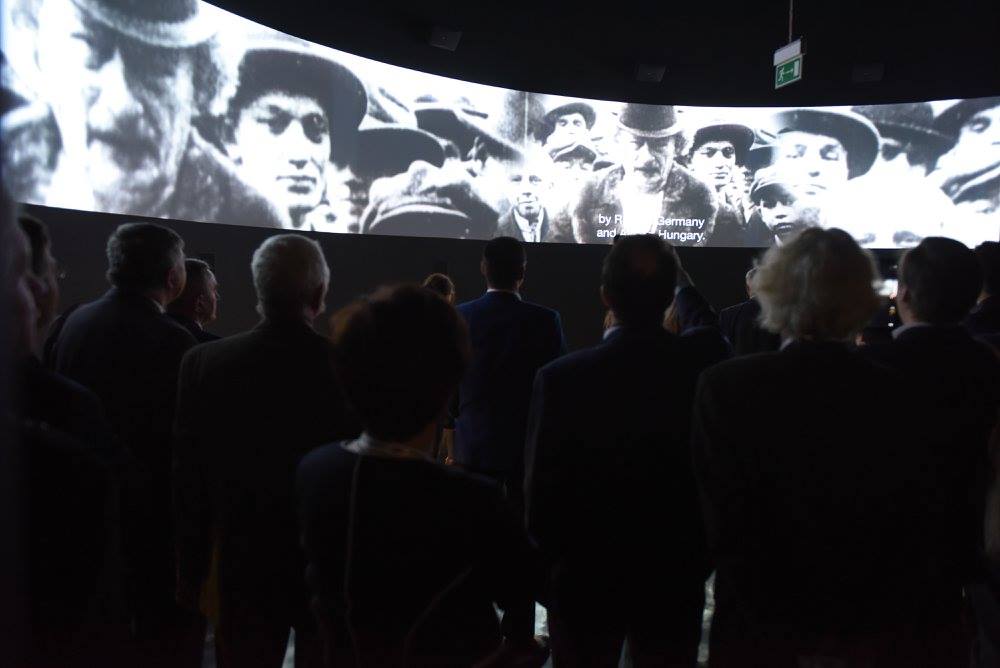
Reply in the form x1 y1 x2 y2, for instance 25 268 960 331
2 1 998 248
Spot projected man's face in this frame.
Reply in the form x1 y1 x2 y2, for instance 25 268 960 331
508 163 550 219
955 105 1000 173
758 187 803 242
36 0 197 214
547 112 588 148
690 140 737 189
620 131 676 194
776 130 850 198
230 93 331 225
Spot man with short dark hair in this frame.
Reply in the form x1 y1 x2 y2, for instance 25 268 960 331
173 234 359 668
167 259 220 343
863 237 1000 660
48 222 201 666
966 241 1000 340
525 234 713 666
454 236 565 644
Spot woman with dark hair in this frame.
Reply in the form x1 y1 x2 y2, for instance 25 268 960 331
297 285 544 667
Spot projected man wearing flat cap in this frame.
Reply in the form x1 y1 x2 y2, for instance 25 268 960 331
2 0 284 227
223 38 368 230
568 103 718 246
684 120 755 245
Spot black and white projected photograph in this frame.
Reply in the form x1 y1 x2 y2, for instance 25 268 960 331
2 0 998 248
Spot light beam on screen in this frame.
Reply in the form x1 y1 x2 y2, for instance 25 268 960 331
1 0 997 247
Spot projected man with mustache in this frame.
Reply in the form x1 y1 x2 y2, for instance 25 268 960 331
224 39 367 230
568 103 717 245
3 0 284 228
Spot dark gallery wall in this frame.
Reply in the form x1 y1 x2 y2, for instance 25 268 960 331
30 204 769 351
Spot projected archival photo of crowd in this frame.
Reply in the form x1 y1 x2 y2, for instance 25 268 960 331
2 0 998 248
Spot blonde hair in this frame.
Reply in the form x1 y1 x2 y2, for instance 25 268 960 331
753 228 880 341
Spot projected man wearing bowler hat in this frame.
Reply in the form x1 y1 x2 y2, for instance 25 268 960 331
223 38 367 230
2 0 284 228
567 103 718 246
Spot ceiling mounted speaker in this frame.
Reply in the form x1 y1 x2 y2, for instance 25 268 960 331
430 26 461 52
635 63 666 83
852 63 885 83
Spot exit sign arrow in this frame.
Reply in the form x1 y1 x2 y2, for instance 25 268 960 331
775 55 803 89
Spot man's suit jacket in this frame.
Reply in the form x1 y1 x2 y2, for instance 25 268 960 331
693 341 968 666
173 318 360 620
455 291 566 477
167 314 221 344
49 287 196 614
719 297 781 356
862 325 1000 582
525 324 714 596
494 208 553 242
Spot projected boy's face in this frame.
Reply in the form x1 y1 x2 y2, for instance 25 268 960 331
619 131 676 194
690 140 737 189
36 0 196 214
229 92 331 224
776 130 850 198
758 187 803 241
547 112 588 148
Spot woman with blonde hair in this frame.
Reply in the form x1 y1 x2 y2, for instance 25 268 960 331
692 228 965 667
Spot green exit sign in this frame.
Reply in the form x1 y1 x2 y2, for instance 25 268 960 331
775 55 803 89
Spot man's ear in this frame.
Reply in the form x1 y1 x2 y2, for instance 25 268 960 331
480 258 488 279
311 283 327 316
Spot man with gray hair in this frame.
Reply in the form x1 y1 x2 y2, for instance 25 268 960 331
48 221 202 666
174 234 359 668
2 0 284 228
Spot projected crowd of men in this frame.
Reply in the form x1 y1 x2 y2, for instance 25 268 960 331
2 0 998 248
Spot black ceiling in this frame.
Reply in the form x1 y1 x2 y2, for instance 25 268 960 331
214 0 1000 107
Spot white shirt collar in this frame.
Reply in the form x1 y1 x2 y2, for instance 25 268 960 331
486 288 521 298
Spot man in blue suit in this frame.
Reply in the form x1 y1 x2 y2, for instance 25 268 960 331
455 236 566 641
455 237 567 486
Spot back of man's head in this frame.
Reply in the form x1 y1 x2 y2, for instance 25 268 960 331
106 223 184 293
482 236 526 290
168 258 213 316
252 234 329 320
601 234 678 327
974 241 1000 298
331 284 470 442
900 237 982 325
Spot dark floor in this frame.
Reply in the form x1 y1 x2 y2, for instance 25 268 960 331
199 576 715 667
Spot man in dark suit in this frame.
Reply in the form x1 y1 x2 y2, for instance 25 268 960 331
864 238 1000 666
47 222 200 666
966 241 1000 342
525 235 712 666
455 236 565 643
455 236 567 489
718 267 781 356
167 259 221 343
174 234 360 668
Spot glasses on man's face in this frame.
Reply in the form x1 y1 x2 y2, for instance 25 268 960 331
880 139 933 167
